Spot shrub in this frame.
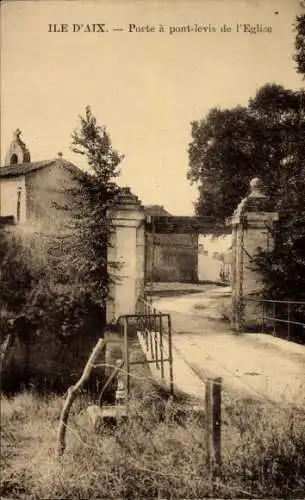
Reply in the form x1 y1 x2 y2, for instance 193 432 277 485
0 226 105 392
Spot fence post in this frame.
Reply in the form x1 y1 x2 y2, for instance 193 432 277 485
205 377 222 476
159 313 165 380
153 308 159 369
167 314 174 396
123 318 130 396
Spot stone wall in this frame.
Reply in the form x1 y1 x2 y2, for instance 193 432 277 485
25 163 77 228
145 232 198 283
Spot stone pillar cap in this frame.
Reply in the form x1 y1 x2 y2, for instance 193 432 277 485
232 177 272 219
249 177 266 198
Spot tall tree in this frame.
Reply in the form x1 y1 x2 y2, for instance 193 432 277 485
67 106 124 309
250 86 305 301
188 84 304 222
294 12 305 77
188 105 266 222
187 84 305 302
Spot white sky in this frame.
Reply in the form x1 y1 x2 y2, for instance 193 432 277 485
1 0 303 215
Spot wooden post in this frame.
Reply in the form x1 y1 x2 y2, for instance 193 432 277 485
153 308 159 369
159 313 165 380
123 318 130 395
205 377 222 475
167 314 174 396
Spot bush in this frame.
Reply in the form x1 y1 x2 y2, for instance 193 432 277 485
0 226 105 392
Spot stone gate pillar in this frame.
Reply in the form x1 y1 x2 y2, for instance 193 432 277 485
106 188 145 323
229 178 278 331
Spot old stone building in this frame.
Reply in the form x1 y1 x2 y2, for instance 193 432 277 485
0 130 80 227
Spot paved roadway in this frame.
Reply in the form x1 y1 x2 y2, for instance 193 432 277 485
152 288 305 406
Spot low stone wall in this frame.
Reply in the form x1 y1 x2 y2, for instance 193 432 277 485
146 233 198 283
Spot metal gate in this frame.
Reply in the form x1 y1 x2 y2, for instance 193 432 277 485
117 300 174 395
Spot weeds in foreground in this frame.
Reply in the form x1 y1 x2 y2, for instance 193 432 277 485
1 386 305 499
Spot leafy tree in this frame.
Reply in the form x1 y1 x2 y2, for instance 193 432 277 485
188 84 304 223
188 84 305 304
187 106 263 222
67 106 124 310
252 87 305 303
294 12 305 77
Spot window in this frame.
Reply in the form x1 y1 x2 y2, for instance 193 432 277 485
10 154 18 165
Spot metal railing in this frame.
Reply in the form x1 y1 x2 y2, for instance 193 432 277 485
117 300 174 395
245 298 305 341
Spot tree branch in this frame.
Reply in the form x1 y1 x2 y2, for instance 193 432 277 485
57 338 105 458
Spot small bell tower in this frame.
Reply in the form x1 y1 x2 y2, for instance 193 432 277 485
4 129 31 166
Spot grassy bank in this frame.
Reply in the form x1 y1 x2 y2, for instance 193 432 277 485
1 377 305 499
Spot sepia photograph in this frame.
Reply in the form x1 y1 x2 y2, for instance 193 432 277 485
1 0 305 498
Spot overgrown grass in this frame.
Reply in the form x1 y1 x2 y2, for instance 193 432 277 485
1 374 305 500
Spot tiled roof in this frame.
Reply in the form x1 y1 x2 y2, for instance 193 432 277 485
0 158 83 179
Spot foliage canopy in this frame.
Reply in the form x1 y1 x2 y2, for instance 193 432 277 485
188 83 305 300
294 13 305 77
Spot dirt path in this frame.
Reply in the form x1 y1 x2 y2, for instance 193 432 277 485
153 289 305 405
